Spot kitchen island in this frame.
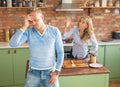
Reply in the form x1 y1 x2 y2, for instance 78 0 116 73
59 66 110 87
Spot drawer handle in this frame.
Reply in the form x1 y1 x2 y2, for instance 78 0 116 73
14 50 16 54
8 50 10 54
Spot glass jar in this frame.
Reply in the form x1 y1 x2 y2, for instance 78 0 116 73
102 0 107 7
90 55 96 63
108 0 113 7
5 29 10 42
95 0 100 7
115 1 120 7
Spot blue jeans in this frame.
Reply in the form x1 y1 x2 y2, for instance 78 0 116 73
25 68 59 87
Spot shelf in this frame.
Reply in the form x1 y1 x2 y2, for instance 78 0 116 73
0 6 46 9
82 7 120 9
56 3 120 12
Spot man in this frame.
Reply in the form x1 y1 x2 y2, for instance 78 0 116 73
9 8 64 87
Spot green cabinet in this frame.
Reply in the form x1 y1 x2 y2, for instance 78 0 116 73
0 49 14 86
0 48 30 86
89 45 105 65
105 45 120 80
97 45 105 65
13 48 30 85
59 74 109 87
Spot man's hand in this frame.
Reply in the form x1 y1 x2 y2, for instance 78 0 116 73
48 71 58 84
21 15 33 31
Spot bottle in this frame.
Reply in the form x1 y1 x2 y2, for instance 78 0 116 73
102 0 107 7
7 0 12 7
5 29 10 42
95 0 100 7
33 0 36 7
18 1 22 7
12 0 18 7
2 0 7 7
22 0 26 7
28 0 33 7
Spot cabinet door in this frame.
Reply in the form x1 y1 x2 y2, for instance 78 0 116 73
97 45 105 65
59 74 109 87
13 48 30 85
105 45 120 80
0 49 14 86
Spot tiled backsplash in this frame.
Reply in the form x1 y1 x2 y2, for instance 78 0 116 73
0 0 120 42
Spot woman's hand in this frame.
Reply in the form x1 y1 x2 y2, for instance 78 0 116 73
65 17 72 28
63 17 72 34
48 71 58 84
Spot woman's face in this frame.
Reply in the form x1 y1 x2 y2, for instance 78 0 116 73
78 18 88 31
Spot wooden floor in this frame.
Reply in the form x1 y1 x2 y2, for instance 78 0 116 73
109 80 120 87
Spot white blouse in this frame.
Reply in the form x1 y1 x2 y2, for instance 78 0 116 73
62 26 98 59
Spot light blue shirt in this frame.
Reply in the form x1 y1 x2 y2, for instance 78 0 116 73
63 26 98 59
9 25 64 71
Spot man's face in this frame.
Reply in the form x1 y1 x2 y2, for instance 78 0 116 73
28 12 43 26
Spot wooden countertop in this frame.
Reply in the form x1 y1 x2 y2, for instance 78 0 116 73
60 66 110 76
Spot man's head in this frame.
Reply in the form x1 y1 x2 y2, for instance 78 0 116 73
27 8 44 26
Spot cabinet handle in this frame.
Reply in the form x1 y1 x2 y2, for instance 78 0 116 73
8 50 10 54
14 50 16 54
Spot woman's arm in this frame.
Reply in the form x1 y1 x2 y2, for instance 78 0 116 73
62 17 74 40
90 33 99 54
62 28 74 40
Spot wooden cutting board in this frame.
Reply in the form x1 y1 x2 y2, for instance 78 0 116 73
62 59 88 68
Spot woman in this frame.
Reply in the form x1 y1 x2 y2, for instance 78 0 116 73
62 16 98 59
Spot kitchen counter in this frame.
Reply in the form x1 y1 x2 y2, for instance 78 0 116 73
0 39 120 48
0 42 29 48
60 66 110 76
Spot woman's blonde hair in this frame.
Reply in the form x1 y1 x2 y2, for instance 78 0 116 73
77 16 94 42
